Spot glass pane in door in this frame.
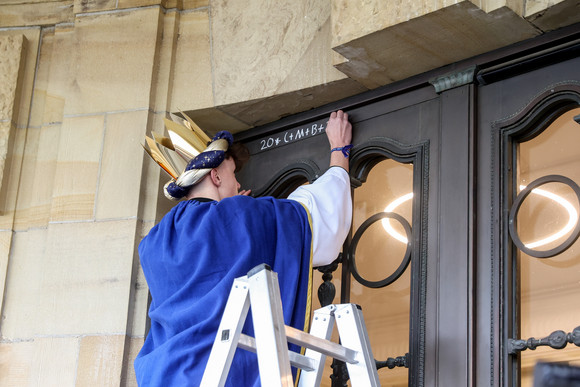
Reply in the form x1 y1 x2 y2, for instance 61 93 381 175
351 158 414 386
515 108 580 386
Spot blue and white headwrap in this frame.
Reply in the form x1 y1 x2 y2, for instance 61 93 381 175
164 131 234 200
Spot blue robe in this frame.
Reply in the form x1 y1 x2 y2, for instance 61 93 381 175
135 195 313 386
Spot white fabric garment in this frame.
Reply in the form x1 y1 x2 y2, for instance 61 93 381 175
288 166 352 267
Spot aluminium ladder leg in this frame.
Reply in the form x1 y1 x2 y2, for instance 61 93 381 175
247 264 295 386
200 276 250 387
200 264 381 387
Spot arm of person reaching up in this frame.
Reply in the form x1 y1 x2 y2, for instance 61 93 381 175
288 110 353 267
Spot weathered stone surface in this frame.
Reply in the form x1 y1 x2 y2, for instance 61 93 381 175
76 335 125 386
1 220 137 338
73 0 117 14
0 337 78 386
526 0 580 31
0 35 25 121
37 24 73 127
120 0 208 10
210 0 350 107
333 2 539 89
0 230 13 321
149 10 178 114
525 0 566 18
181 106 252 136
128 261 149 337
50 115 104 222
169 8 213 112
0 1 73 27
0 122 26 229
0 29 40 128
13 125 60 230
121 336 145 386
0 122 15 206
0 35 25 217
28 29 55 129
215 79 367 130
96 110 148 220
332 0 459 48
59 7 161 115
0 228 47 338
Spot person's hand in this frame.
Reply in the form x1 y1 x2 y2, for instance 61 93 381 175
326 110 352 171
238 189 252 196
326 110 352 150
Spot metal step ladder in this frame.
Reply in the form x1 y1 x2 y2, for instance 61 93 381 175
200 264 381 387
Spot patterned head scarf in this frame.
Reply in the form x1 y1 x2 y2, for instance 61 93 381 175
164 131 234 200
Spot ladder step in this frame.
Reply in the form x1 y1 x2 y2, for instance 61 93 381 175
238 334 317 372
285 325 358 364
238 325 358 365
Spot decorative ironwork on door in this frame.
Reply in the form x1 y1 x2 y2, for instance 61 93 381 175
314 138 429 386
500 95 580 386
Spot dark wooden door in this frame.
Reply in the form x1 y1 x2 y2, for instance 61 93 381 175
235 26 580 387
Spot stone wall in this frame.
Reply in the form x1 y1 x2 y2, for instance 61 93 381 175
0 0 577 385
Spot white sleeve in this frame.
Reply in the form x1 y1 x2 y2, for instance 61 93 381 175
288 167 352 267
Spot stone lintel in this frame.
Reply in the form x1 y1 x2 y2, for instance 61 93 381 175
525 0 580 32
183 78 367 136
332 2 539 90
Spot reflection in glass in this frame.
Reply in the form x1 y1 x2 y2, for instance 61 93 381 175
352 158 413 386
311 158 413 386
515 108 580 386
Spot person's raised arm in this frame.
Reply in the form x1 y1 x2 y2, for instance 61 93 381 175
327 110 352 172
288 110 353 266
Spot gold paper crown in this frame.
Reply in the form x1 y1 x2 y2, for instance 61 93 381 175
143 110 212 180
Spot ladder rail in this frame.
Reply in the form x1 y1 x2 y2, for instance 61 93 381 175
201 264 381 387
297 306 336 387
248 266 294 387
334 304 381 386
200 277 251 387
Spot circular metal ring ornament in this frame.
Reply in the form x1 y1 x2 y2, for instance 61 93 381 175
508 175 580 258
348 212 412 288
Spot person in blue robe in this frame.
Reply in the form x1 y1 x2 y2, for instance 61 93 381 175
135 110 353 386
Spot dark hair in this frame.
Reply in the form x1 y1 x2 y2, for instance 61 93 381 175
226 142 250 172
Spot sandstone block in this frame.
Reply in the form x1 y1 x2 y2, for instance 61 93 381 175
526 0 580 31
96 110 148 220
210 0 349 107
2 219 138 338
0 1 73 28
50 115 104 222
0 123 27 229
0 337 78 386
0 230 13 319
169 8 213 111
76 335 126 386
58 7 162 115
121 336 145 386
0 34 25 121
0 28 40 128
13 124 60 230
38 24 74 126
129 262 149 337
332 1 539 89
73 0 117 14
1 228 48 339
149 10 178 114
